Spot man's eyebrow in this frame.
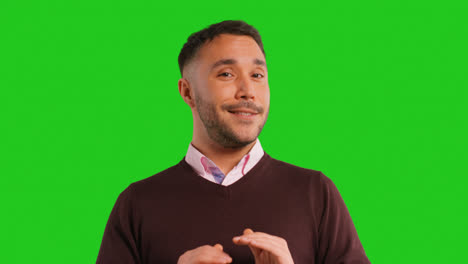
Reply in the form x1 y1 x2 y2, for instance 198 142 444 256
210 58 266 71
210 59 237 71
253 58 266 67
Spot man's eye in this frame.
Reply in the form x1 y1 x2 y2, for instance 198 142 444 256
218 72 232 77
253 73 264 78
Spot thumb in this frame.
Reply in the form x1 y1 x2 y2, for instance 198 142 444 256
243 228 254 235
242 229 261 262
213 243 223 251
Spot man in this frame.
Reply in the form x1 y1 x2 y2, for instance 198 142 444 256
96 20 370 264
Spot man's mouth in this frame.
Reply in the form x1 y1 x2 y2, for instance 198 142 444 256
228 108 258 114
229 111 256 116
228 110 258 119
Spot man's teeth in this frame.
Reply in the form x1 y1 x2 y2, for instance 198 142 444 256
233 112 254 116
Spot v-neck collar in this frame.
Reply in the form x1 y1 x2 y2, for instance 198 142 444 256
178 152 272 197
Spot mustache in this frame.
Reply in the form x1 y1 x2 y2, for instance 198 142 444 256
222 101 264 114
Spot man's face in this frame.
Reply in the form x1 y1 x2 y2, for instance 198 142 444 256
187 34 270 148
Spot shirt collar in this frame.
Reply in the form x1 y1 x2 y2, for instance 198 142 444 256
185 138 264 179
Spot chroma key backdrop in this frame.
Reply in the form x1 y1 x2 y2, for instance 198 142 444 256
2 0 467 263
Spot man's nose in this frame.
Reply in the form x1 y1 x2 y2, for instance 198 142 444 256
235 74 255 100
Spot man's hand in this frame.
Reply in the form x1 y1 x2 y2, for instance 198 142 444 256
232 228 294 264
177 243 232 264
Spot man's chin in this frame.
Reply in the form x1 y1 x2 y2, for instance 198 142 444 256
225 134 258 148
206 121 262 148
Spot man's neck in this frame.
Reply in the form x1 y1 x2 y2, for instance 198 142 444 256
190 139 257 175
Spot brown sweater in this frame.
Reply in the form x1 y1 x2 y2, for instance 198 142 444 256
96 153 370 264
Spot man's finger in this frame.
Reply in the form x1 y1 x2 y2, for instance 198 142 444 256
213 243 223 251
240 237 285 257
233 233 284 251
243 228 254 235
237 231 284 245
233 228 254 243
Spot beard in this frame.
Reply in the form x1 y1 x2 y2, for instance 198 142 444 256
194 93 269 149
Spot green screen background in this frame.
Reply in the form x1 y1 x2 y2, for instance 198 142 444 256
2 0 467 263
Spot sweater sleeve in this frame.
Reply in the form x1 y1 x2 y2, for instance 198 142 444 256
316 172 370 264
96 184 141 264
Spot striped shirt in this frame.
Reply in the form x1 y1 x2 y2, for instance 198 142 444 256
184 139 264 186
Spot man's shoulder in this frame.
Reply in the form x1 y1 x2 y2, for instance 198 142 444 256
266 154 328 183
126 159 186 195
268 155 321 175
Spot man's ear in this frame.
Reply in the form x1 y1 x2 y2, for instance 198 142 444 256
178 77 196 108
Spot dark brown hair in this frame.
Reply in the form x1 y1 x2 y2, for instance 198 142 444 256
178 20 266 76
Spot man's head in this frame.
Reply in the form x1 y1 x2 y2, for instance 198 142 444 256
178 20 270 149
